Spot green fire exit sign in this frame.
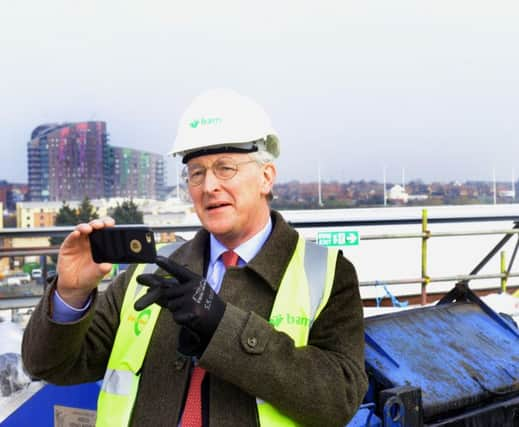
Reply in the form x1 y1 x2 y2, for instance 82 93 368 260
317 231 359 247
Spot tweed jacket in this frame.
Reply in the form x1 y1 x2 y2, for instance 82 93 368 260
22 210 368 426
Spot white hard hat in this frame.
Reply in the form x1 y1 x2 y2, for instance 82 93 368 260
170 88 280 163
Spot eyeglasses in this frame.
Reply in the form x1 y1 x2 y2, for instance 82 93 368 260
182 157 258 186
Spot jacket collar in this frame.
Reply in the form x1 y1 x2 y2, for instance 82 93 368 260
246 210 298 291
172 210 298 292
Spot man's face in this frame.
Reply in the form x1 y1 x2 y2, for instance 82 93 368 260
187 152 276 247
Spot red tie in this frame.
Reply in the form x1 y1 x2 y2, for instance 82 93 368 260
181 250 239 427
221 250 239 268
181 365 205 427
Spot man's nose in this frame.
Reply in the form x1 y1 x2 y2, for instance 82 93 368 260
201 167 220 191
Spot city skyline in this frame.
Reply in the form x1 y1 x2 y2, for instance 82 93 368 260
27 121 165 201
2 1 519 185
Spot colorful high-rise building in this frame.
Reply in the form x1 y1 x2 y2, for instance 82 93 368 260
106 146 165 200
27 121 165 201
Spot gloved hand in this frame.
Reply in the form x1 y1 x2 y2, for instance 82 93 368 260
134 256 226 356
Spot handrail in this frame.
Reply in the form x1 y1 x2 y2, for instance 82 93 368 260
1 210 519 308
287 215 519 227
5 229 518 256
0 247 59 257
360 229 519 240
0 224 202 238
360 272 519 287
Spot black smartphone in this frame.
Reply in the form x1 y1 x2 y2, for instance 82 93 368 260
89 226 157 264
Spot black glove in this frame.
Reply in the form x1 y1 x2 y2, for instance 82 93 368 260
134 256 226 355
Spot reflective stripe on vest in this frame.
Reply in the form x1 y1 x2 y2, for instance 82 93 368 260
96 235 337 427
96 243 182 427
256 235 338 426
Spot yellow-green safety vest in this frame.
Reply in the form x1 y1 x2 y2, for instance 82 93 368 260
96 235 338 426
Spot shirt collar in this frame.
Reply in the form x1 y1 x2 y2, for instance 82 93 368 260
209 217 273 266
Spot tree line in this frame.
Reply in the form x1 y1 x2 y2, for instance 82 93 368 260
51 197 144 250
54 197 144 226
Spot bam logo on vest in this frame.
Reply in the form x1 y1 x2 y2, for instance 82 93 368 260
269 313 310 328
128 308 152 336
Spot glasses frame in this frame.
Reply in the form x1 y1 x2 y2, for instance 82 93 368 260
182 157 259 187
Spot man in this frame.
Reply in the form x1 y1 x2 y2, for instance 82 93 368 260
22 89 367 426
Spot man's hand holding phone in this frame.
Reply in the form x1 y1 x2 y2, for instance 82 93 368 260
89 226 156 264
57 218 116 308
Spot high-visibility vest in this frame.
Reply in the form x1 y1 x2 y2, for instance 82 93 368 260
96 235 338 426
96 243 183 427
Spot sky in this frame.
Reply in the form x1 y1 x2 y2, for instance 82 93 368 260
1 0 519 185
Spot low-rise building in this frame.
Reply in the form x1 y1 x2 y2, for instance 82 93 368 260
388 185 409 203
16 201 108 229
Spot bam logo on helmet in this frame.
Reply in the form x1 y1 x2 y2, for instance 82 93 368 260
189 117 222 128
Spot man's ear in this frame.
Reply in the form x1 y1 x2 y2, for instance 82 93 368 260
261 163 276 197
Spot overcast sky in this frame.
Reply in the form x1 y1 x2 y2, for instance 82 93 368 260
1 0 519 185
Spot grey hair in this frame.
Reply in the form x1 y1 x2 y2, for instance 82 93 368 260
249 151 275 201
249 150 275 165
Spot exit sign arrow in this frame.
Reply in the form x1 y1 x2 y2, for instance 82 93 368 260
317 231 360 247
346 232 358 244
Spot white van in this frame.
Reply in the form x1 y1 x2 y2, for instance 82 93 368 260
31 269 42 279
6 273 31 286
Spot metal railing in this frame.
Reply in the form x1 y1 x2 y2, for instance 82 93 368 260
358 209 519 304
1 210 519 311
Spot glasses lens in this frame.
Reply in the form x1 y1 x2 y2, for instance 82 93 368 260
184 165 206 185
214 159 238 180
